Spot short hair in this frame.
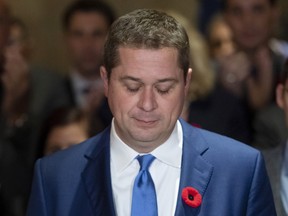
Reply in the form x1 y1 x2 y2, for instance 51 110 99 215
62 0 116 31
103 9 190 79
38 107 89 156
221 0 278 10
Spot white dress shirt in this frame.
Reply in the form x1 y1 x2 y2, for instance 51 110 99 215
70 70 103 109
110 119 183 216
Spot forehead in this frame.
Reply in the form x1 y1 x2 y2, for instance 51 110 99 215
114 47 182 79
118 47 179 66
69 11 109 28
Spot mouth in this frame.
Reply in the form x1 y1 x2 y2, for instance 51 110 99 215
134 118 158 127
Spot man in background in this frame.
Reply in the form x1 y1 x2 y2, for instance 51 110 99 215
221 0 286 148
263 59 288 215
62 0 115 135
0 12 71 216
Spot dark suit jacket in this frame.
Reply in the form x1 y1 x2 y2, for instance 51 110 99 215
188 85 252 144
262 144 287 215
0 68 71 216
27 120 276 216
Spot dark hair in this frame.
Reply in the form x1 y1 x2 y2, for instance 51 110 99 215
103 9 190 79
62 0 116 30
38 107 88 157
221 0 278 10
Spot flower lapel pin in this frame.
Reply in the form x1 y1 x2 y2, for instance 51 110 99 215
181 187 202 208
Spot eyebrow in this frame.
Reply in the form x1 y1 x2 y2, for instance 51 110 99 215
120 76 178 84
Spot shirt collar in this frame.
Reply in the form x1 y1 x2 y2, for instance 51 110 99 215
110 119 183 174
151 120 183 168
70 69 102 93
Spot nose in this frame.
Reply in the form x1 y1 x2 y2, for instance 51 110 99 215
137 88 157 112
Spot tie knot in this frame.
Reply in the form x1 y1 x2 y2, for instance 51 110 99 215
137 154 155 171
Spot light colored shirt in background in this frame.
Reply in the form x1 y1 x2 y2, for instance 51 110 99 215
70 70 103 109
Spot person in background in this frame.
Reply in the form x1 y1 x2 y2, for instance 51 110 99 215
167 10 251 143
262 59 288 215
0 15 70 216
207 14 235 65
221 0 286 148
39 107 89 156
27 9 275 215
62 0 115 135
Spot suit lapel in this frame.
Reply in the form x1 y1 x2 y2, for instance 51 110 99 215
174 120 214 216
81 127 116 216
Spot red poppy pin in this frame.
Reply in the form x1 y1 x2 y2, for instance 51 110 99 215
182 187 202 208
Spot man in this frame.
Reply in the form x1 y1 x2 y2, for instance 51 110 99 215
262 59 288 215
221 0 286 148
27 9 276 215
62 0 115 134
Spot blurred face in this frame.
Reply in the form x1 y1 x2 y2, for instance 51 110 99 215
65 11 109 78
45 123 88 155
209 21 235 60
6 24 30 59
276 79 288 127
224 0 277 51
101 47 192 153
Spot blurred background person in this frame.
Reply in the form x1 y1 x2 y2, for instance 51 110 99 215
166 10 251 143
207 14 235 65
61 0 115 135
262 58 288 215
0 13 70 216
38 107 89 156
221 0 286 148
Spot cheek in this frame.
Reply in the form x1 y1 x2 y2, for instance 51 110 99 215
108 86 133 113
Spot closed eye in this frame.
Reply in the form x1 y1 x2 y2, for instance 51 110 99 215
156 88 170 95
127 86 141 93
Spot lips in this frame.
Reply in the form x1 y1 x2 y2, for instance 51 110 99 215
135 118 157 123
133 117 158 127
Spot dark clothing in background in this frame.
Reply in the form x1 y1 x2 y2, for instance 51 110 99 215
0 68 70 216
188 84 252 144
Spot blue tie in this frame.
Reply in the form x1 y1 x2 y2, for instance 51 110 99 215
131 154 158 216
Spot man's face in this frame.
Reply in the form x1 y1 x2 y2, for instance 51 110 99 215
65 11 109 77
101 47 192 153
277 79 288 127
224 0 277 51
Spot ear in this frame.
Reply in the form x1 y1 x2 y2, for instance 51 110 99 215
276 83 284 109
184 68 192 96
100 66 109 97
